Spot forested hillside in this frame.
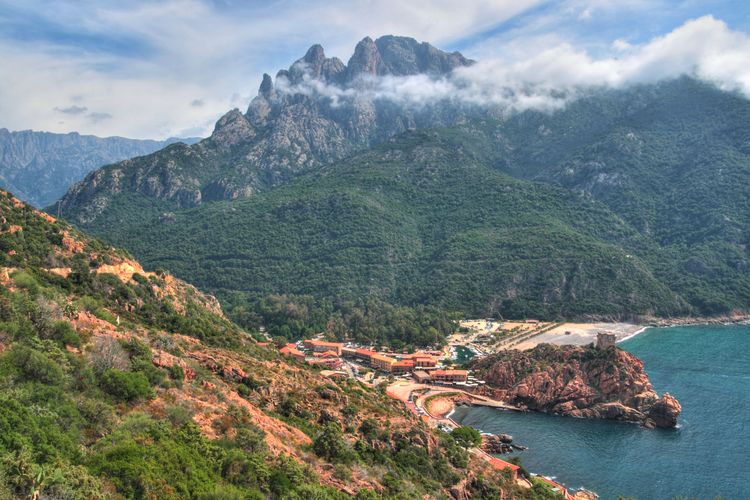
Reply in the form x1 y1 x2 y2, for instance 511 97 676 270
69 127 692 322
0 190 550 498
55 45 750 325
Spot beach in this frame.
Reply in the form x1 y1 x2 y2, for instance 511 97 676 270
512 322 645 350
452 319 647 353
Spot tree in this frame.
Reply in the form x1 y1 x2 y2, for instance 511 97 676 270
312 423 353 464
451 426 482 449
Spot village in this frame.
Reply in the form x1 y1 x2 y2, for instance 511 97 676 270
268 326 611 499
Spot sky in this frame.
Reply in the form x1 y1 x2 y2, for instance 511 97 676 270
1 0 749 139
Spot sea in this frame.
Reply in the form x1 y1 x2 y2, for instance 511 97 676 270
452 325 750 499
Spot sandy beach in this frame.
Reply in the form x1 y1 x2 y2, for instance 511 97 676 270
425 396 457 418
513 322 645 350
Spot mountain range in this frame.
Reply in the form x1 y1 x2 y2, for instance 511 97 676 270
54 36 750 323
0 128 200 207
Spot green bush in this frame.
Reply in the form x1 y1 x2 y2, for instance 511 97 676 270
451 426 482 449
312 423 354 464
99 369 153 402
6 345 64 385
50 321 80 347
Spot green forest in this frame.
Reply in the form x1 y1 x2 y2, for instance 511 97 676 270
59 78 750 342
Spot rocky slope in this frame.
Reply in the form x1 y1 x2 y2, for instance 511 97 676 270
56 36 476 223
0 128 198 207
470 343 681 428
0 188 547 498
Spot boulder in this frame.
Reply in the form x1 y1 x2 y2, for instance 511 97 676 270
647 393 682 428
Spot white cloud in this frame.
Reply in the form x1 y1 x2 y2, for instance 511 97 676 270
0 0 542 139
612 38 632 51
275 16 750 114
0 0 748 139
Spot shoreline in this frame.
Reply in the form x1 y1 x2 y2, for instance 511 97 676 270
454 314 750 353
641 313 750 328
616 326 649 344
619 314 750 343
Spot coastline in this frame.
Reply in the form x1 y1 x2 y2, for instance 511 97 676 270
618 313 750 343
641 313 750 328
616 326 649 344
454 313 750 353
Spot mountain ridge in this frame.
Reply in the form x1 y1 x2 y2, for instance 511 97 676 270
56 35 480 222
0 128 200 207
54 37 750 323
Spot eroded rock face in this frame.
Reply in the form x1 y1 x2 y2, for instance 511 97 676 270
646 393 682 428
57 35 476 224
471 343 681 428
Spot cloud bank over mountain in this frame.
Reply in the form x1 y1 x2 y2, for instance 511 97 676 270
0 0 747 138
277 16 750 114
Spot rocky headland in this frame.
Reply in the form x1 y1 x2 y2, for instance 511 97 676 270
470 343 681 428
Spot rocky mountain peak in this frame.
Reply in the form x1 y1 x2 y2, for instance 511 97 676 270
346 36 384 80
211 108 254 148
287 43 346 84
259 73 274 96
303 43 326 64
344 35 473 82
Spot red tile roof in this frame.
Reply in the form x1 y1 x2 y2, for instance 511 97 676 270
393 360 415 367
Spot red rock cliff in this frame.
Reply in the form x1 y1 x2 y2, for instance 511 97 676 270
470 344 681 428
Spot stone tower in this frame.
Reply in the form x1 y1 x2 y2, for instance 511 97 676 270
596 332 617 349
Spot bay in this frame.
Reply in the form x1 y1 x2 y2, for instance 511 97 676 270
452 325 750 499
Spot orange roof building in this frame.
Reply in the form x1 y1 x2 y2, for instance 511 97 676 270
342 347 358 358
303 339 344 355
392 359 415 374
354 348 377 361
370 353 396 372
279 343 305 361
488 456 520 481
431 369 469 382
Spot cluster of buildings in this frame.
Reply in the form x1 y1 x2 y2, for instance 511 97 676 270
278 338 473 385
278 340 344 369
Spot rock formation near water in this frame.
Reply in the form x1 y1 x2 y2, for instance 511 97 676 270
470 343 681 428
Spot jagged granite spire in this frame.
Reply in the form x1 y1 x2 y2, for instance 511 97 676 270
287 43 346 84
346 36 384 80
59 34 480 219
345 35 473 81
259 73 274 96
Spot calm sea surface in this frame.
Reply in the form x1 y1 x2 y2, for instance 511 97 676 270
452 325 750 499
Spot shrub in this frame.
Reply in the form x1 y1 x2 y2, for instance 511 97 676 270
221 450 270 489
312 423 354 464
165 404 194 427
6 345 64 385
90 337 130 374
50 321 80 347
99 369 153 402
451 426 482 449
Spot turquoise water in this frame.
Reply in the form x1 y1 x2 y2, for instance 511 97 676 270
452 325 750 499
